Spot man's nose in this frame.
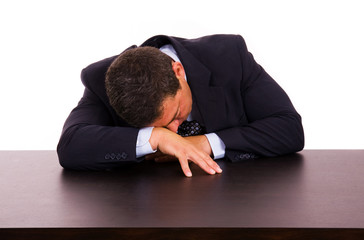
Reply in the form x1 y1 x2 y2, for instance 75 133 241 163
167 120 180 133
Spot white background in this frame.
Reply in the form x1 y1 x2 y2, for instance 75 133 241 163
1 0 363 150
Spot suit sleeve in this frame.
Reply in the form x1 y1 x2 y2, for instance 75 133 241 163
57 87 141 170
216 35 304 161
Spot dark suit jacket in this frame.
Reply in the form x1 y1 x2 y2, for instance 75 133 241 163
57 34 304 170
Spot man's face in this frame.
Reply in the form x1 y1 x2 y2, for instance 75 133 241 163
149 62 192 133
150 79 192 133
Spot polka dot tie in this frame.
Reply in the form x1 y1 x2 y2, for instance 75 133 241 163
177 120 206 137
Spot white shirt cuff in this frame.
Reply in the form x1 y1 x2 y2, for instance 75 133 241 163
205 133 226 159
136 127 156 158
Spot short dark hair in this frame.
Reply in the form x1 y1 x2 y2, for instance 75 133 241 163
105 46 181 127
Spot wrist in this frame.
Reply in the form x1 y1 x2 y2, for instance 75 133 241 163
204 133 226 159
149 127 165 150
201 135 213 157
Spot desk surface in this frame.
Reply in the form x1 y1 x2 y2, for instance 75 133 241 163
1 150 364 239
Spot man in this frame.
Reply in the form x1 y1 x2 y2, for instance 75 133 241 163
57 34 304 177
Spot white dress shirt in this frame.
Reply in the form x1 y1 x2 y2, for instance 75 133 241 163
136 44 226 159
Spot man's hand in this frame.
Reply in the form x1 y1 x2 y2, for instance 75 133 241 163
146 135 213 162
149 127 222 177
184 135 212 157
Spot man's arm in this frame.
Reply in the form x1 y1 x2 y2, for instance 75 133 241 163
57 88 221 176
57 88 141 170
216 35 304 161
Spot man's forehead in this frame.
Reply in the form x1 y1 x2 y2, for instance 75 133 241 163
150 92 181 127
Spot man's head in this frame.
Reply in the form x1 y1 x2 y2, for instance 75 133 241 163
105 46 192 132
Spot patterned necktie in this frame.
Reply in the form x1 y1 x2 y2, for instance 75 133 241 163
177 120 206 137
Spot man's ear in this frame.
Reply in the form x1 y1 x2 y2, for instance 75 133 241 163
172 61 186 80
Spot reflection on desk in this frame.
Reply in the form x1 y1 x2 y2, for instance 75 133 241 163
0 150 364 239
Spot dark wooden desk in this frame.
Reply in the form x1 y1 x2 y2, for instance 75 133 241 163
1 150 364 239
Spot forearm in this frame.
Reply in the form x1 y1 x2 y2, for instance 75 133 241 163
216 111 304 160
57 124 140 170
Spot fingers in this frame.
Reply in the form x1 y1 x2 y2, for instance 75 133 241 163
179 157 193 177
177 149 222 177
181 135 222 175
205 156 223 174
190 153 222 175
152 128 222 177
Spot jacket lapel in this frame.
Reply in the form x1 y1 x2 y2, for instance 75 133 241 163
169 37 228 133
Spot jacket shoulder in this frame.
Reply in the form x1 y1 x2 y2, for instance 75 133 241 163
176 34 244 46
80 55 117 90
81 45 137 90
